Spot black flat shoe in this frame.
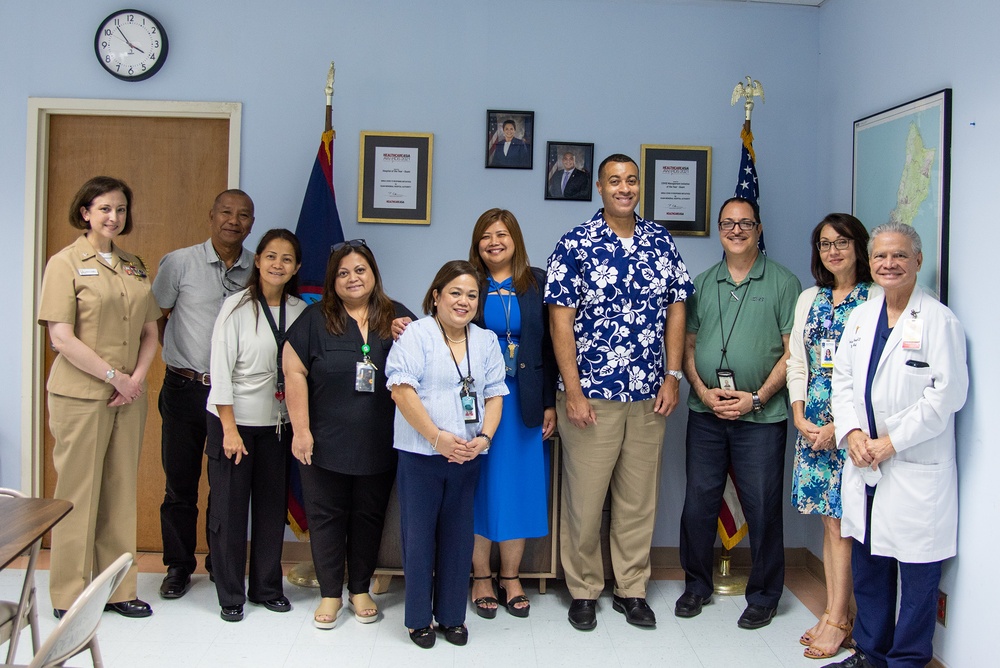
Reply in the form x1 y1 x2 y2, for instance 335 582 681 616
612 595 656 627
221 604 244 622
409 626 435 649
437 623 468 646
674 591 711 618
471 574 497 619
159 567 192 599
105 599 152 618
568 598 597 630
821 649 876 668
249 595 291 613
738 603 777 629
497 575 530 618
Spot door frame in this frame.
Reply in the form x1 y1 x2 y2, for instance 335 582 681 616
20 97 243 494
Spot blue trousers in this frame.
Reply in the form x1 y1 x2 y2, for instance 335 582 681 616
852 492 942 668
397 450 481 629
679 410 787 608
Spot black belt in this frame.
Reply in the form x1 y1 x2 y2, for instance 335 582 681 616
166 365 211 386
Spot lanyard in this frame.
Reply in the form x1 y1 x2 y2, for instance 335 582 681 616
436 318 474 393
716 278 750 370
257 292 287 401
489 276 515 348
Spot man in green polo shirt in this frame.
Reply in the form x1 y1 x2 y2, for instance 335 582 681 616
675 196 800 630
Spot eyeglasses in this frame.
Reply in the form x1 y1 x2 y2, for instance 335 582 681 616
816 238 853 252
221 269 244 293
719 219 758 231
331 238 368 253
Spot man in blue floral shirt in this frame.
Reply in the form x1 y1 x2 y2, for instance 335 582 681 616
545 153 693 631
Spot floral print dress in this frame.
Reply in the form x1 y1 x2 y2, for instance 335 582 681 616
791 283 872 517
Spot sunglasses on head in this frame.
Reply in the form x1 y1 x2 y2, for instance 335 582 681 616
331 238 368 253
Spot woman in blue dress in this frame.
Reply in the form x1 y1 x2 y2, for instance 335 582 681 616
467 209 556 618
786 213 876 660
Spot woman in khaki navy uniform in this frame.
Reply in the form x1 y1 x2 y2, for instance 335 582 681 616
38 176 161 619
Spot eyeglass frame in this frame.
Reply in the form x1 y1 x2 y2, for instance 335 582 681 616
718 219 759 231
816 238 853 252
331 238 368 253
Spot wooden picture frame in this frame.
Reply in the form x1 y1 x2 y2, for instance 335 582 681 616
358 131 433 225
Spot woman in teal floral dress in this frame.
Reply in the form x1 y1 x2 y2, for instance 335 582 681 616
787 214 876 661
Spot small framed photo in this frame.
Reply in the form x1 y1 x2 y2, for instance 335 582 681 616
486 110 534 169
544 142 594 201
358 131 433 225
639 144 712 236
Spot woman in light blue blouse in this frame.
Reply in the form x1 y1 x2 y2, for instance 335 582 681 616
386 260 508 649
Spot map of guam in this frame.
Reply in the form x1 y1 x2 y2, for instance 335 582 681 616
890 123 935 226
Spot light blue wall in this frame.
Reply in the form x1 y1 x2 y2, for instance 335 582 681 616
818 0 994 662
0 1 824 545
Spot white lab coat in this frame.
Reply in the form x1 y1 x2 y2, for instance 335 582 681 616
831 285 967 562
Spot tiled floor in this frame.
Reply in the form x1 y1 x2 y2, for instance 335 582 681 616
1 556 836 667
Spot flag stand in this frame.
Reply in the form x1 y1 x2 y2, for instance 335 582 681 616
287 561 320 588
713 547 747 596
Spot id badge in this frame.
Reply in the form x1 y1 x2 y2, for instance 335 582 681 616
901 318 923 350
503 341 519 378
461 390 479 423
820 339 837 369
355 361 376 393
716 369 736 392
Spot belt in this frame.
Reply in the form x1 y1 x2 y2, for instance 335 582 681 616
166 365 211 386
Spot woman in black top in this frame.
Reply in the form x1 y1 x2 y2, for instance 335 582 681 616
284 240 414 629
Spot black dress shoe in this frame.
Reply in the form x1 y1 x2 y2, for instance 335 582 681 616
567 598 597 630
674 591 711 618
409 626 436 649
221 604 244 622
53 608 66 620
159 567 192 599
437 623 468 646
612 595 656 627
249 595 291 612
737 603 777 629
105 599 152 618
821 649 876 668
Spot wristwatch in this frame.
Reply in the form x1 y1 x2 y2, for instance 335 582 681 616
751 392 764 413
105 368 116 383
666 369 684 382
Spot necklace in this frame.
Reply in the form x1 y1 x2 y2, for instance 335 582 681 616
443 331 467 343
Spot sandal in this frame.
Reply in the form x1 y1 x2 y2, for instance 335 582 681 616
313 596 342 630
800 609 829 646
349 592 380 624
804 618 854 660
471 574 498 619
497 575 530 618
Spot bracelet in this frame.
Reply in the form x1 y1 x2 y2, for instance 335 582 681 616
432 429 442 451
476 432 492 447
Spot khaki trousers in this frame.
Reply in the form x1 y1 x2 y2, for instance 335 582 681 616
48 394 145 609
557 393 666 599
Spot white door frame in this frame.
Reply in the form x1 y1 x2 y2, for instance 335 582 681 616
20 98 242 494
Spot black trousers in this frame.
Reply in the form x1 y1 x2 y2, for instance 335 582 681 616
206 414 289 607
299 463 396 599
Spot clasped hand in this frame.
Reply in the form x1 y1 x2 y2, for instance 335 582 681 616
435 431 486 464
703 388 752 420
846 429 895 470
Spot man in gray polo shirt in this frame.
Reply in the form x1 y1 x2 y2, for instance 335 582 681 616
152 189 255 599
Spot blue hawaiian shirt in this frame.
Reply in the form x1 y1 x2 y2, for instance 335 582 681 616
545 209 694 402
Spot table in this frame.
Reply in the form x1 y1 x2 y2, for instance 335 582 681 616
0 497 72 570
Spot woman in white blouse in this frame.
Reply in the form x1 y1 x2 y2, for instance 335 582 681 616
206 228 306 622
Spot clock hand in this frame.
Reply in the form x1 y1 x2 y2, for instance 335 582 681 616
114 25 145 53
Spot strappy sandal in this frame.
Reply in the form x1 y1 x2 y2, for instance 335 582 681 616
349 592 380 624
800 609 830 646
313 596 342 630
472 574 498 619
804 618 854 660
497 575 530 618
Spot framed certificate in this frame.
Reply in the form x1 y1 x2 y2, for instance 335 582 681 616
358 131 433 225
639 144 712 236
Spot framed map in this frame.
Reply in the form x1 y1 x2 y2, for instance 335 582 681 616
853 89 952 302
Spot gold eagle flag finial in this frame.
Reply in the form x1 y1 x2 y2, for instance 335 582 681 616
731 76 765 122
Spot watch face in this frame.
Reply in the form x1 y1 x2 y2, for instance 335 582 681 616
95 10 168 81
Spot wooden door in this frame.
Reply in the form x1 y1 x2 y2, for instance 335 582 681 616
41 114 230 551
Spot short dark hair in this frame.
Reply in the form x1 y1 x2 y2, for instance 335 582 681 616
68 176 134 234
213 189 254 214
422 260 483 319
502 120 516 130
810 213 872 288
717 196 761 226
597 154 637 180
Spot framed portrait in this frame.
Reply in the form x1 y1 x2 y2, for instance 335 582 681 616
639 144 712 236
358 131 433 225
544 142 594 201
486 110 534 169
853 89 952 302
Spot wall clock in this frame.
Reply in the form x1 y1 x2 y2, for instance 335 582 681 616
94 9 168 81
